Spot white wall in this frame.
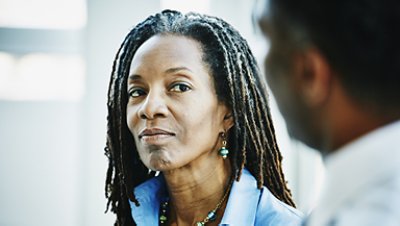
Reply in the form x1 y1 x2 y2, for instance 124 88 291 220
0 102 81 225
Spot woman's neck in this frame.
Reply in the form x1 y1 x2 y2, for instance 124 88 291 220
163 154 232 226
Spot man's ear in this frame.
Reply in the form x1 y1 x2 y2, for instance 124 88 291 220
294 48 333 107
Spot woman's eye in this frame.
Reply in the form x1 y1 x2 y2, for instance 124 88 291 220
170 83 191 92
128 89 146 97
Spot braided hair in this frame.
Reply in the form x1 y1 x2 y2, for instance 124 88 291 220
105 10 296 226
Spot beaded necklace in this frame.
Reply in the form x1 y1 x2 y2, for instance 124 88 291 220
159 179 233 226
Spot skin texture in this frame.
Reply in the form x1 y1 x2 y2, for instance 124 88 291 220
257 1 397 155
126 34 233 225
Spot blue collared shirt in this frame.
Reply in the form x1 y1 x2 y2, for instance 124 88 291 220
130 169 303 225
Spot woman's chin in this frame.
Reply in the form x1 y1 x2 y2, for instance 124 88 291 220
147 154 174 171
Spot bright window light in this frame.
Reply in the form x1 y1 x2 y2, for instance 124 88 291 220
0 0 87 29
0 52 85 101
161 0 210 14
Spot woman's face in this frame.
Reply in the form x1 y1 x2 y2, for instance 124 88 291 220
126 34 232 171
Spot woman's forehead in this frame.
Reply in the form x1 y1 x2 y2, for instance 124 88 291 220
129 35 208 76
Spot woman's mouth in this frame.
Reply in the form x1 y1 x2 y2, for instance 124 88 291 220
138 128 175 144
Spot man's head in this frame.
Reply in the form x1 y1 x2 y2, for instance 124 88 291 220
257 0 400 153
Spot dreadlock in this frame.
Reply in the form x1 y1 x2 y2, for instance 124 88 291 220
105 9 296 226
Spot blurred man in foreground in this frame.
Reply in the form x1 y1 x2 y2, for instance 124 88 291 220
257 0 400 225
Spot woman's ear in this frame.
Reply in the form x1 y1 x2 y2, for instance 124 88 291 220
223 112 234 131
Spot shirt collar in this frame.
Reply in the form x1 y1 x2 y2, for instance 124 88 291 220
130 169 261 226
130 175 166 226
220 169 261 225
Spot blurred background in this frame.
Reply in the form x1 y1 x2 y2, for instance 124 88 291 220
0 0 324 225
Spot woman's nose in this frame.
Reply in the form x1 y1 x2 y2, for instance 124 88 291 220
138 91 168 120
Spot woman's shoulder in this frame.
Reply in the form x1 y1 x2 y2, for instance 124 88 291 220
221 169 303 226
255 186 303 226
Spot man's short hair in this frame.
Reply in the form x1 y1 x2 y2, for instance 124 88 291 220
269 0 400 112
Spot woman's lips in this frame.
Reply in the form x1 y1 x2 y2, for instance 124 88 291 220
139 128 175 144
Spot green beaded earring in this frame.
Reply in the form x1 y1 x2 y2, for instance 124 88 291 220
218 132 229 159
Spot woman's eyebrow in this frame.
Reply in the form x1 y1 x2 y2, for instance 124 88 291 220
164 67 196 81
164 67 193 74
128 74 142 81
128 67 194 83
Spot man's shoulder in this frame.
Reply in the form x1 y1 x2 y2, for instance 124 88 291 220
333 175 400 226
350 172 400 208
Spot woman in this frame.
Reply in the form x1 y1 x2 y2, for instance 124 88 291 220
105 10 302 226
